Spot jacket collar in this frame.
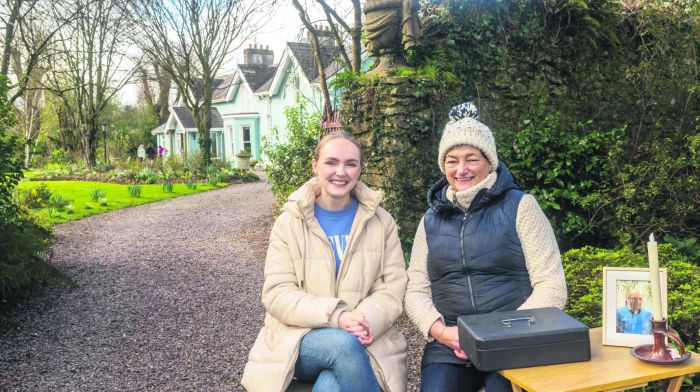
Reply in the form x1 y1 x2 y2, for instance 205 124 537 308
427 162 519 216
284 177 382 223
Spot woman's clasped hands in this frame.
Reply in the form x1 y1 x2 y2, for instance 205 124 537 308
339 311 374 346
430 321 469 360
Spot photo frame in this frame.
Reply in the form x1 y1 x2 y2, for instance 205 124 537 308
602 267 668 347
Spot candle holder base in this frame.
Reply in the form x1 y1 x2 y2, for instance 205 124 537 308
631 318 690 365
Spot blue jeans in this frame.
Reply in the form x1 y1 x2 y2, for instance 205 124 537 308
294 328 382 392
421 363 512 392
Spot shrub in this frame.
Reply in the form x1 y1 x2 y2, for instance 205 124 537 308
0 74 69 323
207 174 221 187
47 194 71 216
127 185 142 198
663 235 700 264
49 148 71 165
498 108 627 250
359 0 700 252
95 161 112 172
137 168 155 183
20 184 53 209
563 244 700 348
162 181 173 193
262 100 323 206
89 188 106 202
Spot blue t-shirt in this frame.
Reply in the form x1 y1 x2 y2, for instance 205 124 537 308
314 198 359 275
616 307 652 335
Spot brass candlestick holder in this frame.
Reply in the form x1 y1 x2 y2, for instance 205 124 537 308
631 318 690 364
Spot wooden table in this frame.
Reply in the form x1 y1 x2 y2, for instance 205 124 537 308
500 328 700 392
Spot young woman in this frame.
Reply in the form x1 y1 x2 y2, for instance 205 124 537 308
404 102 567 392
242 131 408 392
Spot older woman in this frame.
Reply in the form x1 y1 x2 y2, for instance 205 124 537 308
405 102 567 392
242 131 408 392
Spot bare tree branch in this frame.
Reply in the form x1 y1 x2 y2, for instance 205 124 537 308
131 0 276 166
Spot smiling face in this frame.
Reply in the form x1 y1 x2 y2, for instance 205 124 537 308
312 138 362 210
444 145 492 192
627 290 644 313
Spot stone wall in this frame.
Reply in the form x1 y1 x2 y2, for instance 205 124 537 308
342 76 448 249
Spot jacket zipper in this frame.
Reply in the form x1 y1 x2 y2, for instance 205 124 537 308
459 211 478 313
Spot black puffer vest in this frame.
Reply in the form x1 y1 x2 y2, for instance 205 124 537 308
422 163 533 366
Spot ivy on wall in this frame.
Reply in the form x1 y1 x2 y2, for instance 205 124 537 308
339 0 700 252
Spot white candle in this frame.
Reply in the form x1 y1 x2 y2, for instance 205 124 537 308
648 233 663 321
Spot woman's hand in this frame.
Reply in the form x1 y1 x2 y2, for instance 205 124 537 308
430 320 469 360
338 311 375 346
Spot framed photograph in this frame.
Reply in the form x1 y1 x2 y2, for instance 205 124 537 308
602 267 668 347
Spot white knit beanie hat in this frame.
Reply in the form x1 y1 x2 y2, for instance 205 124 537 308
438 102 498 173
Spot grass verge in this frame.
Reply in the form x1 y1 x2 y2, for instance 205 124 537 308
17 180 227 224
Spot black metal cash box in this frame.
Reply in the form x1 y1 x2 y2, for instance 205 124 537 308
457 307 591 371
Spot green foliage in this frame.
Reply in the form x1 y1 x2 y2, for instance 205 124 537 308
99 197 108 206
89 188 106 202
563 244 700 348
498 107 628 249
0 75 69 322
207 174 220 187
47 194 71 216
162 181 173 193
341 0 700 250
49 148 71 165
18 180 225 224
185 181 197 190
19 184 53 209
127 185 141 198
663 235 700 263
95 161 112 172
262 100 323 205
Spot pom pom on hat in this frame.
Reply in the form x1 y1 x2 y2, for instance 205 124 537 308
438 101 498 173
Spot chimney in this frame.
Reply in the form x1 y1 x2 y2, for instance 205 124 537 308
307 25 334 48
243 44 274 65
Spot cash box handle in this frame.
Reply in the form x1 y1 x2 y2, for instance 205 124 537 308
500 316 535 327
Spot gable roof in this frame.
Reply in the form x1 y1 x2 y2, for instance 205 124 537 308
212 74 234 100
286 42 337 82
238 64 278 93
151 123 166 134
188 75 235 102
172 106 223 129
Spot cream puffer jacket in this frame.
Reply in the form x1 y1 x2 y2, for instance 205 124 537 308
241 178 408 392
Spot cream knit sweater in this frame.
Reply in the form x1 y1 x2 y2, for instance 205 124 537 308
404 172 568 340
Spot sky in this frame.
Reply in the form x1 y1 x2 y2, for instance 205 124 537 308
118 1 339 106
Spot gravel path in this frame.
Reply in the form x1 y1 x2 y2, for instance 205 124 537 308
0 180 424 391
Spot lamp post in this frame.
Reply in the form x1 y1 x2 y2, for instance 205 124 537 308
100 121 108 163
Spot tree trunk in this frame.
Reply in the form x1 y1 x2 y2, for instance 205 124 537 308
155 65 172 123
291 0 332 119
82 123 98 167
1 0 21 75
24 144 30 168
352 0 361 73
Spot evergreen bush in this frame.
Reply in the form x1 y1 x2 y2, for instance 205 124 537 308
262 99 323 206
563 244 700 348
0 75 68 324
334 0 699 250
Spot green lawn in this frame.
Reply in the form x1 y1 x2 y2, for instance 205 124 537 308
18 180 227 224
